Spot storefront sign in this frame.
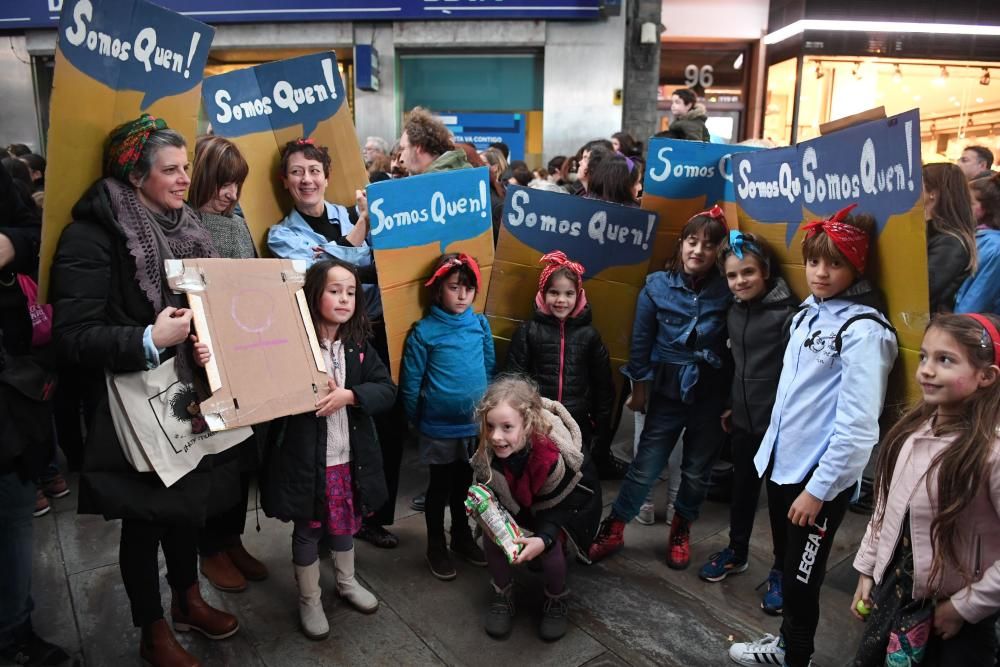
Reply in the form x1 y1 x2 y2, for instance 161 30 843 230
38 0 213 299
640 138 760 271
2 0 606 29
439 113 526 162
201 51 367 251
733 109 926 404
366 167 495 380
486 186 659 393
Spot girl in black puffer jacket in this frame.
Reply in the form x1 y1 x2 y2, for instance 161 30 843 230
697 232 798 599
505 251 615 475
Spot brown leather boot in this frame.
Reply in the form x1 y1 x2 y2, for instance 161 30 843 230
225 543 268 582
199 552 247 592
139 618 200 667
170 584 240 640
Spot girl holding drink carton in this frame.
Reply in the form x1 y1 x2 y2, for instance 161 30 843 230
470 376 602 642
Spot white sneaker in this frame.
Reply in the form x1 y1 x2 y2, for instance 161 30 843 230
729 633 785 666
636 502 655 525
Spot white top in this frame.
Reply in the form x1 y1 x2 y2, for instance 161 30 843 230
322 340 351 467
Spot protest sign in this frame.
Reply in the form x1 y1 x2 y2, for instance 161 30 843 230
366 167 494 380
38 0 214 299
641 139 761 271
486 186 659 395
732 109 927 404
202 51 367 251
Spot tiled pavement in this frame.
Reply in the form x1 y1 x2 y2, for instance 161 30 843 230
31 414 868 666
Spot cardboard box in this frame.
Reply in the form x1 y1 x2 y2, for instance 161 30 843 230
166 258 329 430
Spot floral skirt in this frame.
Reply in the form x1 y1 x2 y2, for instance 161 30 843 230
307 463 362 536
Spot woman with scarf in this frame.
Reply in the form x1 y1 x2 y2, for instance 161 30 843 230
50 115 241 667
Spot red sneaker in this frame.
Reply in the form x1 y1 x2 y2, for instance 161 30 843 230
587 516 626 562
667 514 691 569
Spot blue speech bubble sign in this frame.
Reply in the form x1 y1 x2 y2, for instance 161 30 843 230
733 109 922 245
58 0 213 109
367 167 492 253
202 52 346 138
501 186 659 276
644 139 761 205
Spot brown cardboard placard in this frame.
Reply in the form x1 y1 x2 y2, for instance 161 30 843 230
166 258 329 430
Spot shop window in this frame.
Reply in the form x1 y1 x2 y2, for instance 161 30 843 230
763 58 797 146
399 54 542 112
659 44 751 144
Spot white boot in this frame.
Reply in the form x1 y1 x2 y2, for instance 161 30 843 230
294 561 330 640
333 547 379 613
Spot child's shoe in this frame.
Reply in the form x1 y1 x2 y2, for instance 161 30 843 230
294 562 329 640
539 589 569 641
450 526 487 566
426 538 457 581
728 633 784 666
333 547 379 613
666 513 691 569
484 582 515 639
757 568 784 615
587 515 625 562
698 547 748 582
33 488 50 517
636 502 655 526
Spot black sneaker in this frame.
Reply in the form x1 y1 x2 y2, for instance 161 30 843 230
0 631 73 666
484 584 514 639
426 542 457 581
409 494 426 512
450 531 487 566
354 523 399 549
539 591 569 641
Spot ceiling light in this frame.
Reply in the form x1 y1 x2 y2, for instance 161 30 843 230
733 53 744 70
981 68 991 86
763 19 1000 46
892 63 902 83
976 97 985 103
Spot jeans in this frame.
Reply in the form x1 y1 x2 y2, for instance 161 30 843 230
0 472 35 650
119 519 199 627
612 395 726 523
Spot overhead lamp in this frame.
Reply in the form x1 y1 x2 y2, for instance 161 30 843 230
981 68 991 86
892 63 902 83
814 61 824 79
851 61 863 79
733 53 744 70
763 20 1000 46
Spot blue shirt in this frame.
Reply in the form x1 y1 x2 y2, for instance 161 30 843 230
267 201 382 320
754 295 897 501
955 228 1000 314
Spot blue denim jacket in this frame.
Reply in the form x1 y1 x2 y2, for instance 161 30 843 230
956 229 1000 314
623 270 731 403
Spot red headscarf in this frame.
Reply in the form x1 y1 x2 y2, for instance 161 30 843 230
965 314 1000 366
689 204 729 231
801 203 869 274
424 253 482 291
534 251 588 318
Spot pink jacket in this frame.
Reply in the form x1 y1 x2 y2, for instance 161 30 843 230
853 421 1000 623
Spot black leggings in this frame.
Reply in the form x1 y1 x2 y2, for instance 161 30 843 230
424 461 472 543
119 519 198 627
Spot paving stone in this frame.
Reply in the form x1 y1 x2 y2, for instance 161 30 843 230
55 512 120 576
31 512 82 660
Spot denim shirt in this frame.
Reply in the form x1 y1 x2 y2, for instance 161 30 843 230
623 270 731 404
955 228 1000 314
267 201 382 319
754 294 898 501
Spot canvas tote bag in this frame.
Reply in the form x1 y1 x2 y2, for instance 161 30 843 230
106 356 252 487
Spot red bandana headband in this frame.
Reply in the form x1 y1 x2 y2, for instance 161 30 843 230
424 253 482 291
965 314 1000 366
537 251 585 292
689 204 729 231
801 203 869 274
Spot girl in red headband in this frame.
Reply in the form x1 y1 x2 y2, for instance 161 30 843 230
505 251 617 477
400 253 496 581
731 206 898 667
851 313 1000 666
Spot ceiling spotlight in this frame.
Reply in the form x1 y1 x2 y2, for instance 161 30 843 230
815 61 824 79
981 68 991 86
892 63 902 83
851 61 863 79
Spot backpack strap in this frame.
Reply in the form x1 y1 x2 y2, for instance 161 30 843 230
834 314 896 355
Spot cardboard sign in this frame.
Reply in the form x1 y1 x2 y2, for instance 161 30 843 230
38 0 214 300
641 139 761 272
166 258 330 430
486 186 659 388
202 52 367 253
366 167 495 380
732 109 927 405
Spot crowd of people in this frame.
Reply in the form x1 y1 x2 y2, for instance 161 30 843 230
1 86 999 667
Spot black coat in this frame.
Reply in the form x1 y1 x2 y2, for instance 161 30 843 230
261 340 396 522
505 303 613 446
728 278 799 435
927 226 971 313
50 181 240 524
